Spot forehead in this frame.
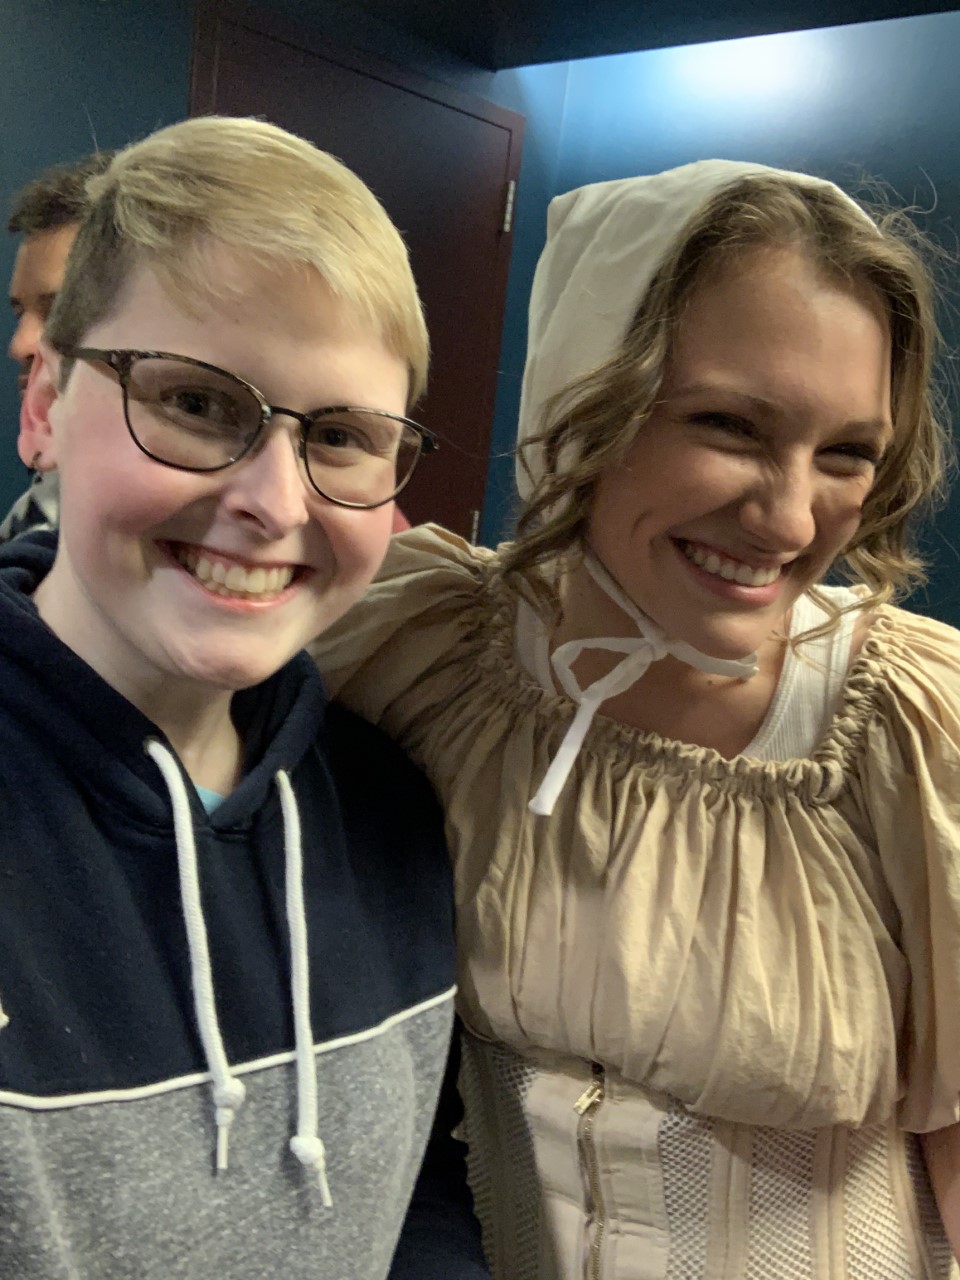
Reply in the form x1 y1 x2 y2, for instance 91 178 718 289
670 247 890 373
84 253 409 410
104 248 380 352
9 224 78 301
660 246 894 438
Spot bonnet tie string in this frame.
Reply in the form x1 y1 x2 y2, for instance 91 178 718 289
528 552 759 816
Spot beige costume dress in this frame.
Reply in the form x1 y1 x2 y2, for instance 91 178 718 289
314 525 960 1280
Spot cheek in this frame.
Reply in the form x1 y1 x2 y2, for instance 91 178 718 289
56 403 190 527
821 481 872 541
800 486 872 584
593 454 749 540
68 468 204 536
316 507 393 580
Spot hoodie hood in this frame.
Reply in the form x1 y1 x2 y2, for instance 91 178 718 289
516 158 876 498
0 530 333 1192
0 530 472 1275
0 531 326 826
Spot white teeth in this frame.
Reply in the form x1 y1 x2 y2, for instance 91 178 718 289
682 541 781 588
173 546 295 598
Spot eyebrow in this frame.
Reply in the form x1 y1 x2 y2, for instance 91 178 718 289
669 381 895 444
9 290 58 309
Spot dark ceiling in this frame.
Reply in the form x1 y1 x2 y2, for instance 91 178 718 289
354 0 960 69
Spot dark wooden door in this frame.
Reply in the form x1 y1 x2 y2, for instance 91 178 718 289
191 0 524 539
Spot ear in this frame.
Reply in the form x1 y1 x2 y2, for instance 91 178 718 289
18 340 61 470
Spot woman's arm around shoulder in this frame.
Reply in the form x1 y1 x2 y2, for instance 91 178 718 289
310 524 495 725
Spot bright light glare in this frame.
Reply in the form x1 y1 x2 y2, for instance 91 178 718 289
672 31 826 102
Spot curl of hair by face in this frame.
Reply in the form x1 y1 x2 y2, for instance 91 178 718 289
509 160 946 615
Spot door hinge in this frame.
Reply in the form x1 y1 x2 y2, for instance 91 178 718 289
502 179 517 234
468 509 481 543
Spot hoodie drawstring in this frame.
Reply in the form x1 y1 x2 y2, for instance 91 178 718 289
146 741 330 1201
276 770 332 1206
147 740 247 1171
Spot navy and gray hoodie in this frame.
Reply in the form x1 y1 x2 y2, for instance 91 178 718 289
0 532 488 1280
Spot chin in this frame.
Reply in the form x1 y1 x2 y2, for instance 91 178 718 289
180 652 295 692
686 627 765 662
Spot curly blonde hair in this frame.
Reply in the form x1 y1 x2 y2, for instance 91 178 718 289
503 175 950 628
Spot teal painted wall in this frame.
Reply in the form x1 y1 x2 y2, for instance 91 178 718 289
0 0 568 546
0 0 194 513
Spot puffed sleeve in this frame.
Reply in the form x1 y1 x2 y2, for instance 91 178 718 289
309 523 494 743
853 607 960 1131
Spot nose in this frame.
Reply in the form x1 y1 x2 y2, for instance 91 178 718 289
222 421 311 539
7 313 42 368
738 459 817 554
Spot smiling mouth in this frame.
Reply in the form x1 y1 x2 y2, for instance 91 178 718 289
678 540 786 588
169 543 299 601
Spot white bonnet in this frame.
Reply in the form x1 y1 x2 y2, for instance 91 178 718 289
515 159 874 498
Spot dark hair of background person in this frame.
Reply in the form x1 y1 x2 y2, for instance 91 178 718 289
8 151 115 236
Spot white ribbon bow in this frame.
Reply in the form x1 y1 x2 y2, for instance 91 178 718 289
528 552 759 816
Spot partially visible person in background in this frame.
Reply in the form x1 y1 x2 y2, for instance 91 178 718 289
3 151 410 539
7 153 114 393
4 152 114 540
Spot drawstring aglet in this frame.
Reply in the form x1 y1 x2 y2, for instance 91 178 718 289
213 1078 247 1172
216 1118 234 1172
290 1134 333 1207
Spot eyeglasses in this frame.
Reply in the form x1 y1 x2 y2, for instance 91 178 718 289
55 346 438 509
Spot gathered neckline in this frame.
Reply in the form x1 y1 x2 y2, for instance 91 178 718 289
473 568 902 805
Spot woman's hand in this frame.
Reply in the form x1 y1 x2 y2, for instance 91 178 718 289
922 1121 960 1262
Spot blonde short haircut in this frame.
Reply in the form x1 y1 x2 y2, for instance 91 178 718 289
505 175 950 624
46 116 429 405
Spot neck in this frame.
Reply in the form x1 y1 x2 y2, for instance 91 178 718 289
556 557 646 646
103 669 243 794
553 557 785 753
146 691 243 794
34 566 244 794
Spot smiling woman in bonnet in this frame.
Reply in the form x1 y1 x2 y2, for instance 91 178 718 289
313 159 960 1277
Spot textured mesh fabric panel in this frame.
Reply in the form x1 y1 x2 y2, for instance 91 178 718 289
660 1103 714 1280
458 1041 959 1280
459 1035 541 1280
903 1134 957 1279
743 1127 816 1279
843 1123 926 1279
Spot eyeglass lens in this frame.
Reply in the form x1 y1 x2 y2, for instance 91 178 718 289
123 356 422 506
